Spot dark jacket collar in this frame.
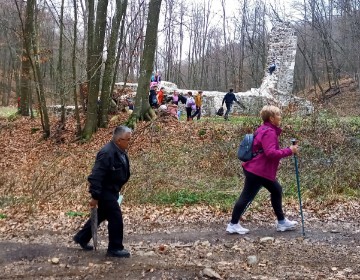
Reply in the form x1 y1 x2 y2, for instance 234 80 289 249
111 140 126 154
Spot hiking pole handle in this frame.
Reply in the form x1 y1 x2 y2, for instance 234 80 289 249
291 138 297 145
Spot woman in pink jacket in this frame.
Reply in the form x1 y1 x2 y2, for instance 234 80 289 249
226 105 299 234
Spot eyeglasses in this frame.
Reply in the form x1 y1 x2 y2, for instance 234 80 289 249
119 138 131 142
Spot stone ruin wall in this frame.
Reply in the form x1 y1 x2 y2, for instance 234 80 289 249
50 22 312 116
115 22 313 116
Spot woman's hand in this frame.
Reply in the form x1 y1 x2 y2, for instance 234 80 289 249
290 145 299 155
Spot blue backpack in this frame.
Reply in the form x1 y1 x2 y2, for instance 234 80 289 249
237 128 267 162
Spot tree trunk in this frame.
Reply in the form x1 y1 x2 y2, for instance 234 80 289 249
176 3 185 87
238 2 247 91
16 0 33 116
72 0 81 136
128 0 162 128
110 0 128 97
58 0 66 125
82 0 109 140
32 2 50 137
99 0 128 128
221 0 228 90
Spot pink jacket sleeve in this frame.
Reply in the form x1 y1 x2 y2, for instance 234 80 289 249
261 130 292 160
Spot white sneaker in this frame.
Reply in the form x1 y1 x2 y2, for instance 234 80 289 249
226 223 249 234
276 218 298 232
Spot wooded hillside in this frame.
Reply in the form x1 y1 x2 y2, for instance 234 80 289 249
0 0 359 136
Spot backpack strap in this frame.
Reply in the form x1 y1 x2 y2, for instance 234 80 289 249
252 126 269 157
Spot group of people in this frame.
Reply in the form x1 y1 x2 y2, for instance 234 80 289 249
149 85 203 121
149 85 179 119
149 87 250 122
149 85 165 108
73 104 299 258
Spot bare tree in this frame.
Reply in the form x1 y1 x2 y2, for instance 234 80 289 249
16 0 32 116
72 0 82 136
98 0 128 128
82 0 109 140
31 0 50 137
221 0 228 90
58 0 66 125
128 0 162 126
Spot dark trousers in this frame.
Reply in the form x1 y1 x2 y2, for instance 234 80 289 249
191 106 201 120
186 107 192 120
74 199 124 251
230 169 285 224
224 103 232 119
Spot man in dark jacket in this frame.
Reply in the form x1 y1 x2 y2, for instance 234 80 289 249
73 126 132 258
269 62 276 75
222 89 245 120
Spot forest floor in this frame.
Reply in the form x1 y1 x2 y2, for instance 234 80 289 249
0 202 360 280
1 78 360 279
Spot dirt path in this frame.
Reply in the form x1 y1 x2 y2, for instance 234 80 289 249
1 218 359 280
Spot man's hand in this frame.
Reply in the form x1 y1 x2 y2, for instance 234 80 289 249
89 198 98 208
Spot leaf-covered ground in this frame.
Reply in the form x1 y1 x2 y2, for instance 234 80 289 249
0 112 360 279
0 203 359 279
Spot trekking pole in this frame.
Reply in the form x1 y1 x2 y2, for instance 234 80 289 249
291 139 305 237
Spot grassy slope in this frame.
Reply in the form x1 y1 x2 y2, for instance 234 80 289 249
0 111 360 217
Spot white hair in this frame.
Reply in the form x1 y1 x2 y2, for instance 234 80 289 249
113 126 132 141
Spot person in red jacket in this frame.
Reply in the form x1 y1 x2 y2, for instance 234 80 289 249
157 87 165 106
226 105 299 234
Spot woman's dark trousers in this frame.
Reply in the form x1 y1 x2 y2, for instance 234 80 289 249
230 169 285 224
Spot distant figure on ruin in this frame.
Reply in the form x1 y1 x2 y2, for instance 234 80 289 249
269 62 276 75
155 71 161 83
151 71 161 83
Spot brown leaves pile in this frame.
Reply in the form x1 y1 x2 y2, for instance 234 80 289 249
0 113 359 238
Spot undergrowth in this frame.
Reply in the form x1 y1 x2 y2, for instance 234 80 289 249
125 113 360 208
1 112 359 212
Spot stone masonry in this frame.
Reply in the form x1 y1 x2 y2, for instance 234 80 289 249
51 22 312 116
115 22 313 116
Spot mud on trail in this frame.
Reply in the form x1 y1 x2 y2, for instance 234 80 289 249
1 204 359 280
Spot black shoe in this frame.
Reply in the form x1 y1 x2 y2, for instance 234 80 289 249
106 249 130 258
73 236 93 251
